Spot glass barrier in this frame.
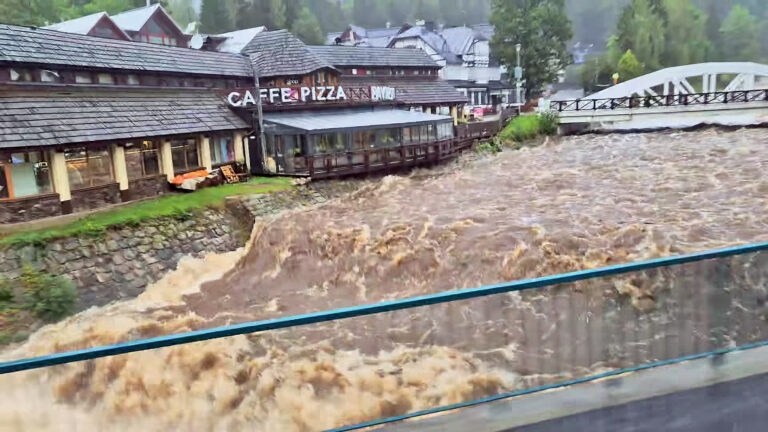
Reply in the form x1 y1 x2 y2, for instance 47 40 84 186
1 250 767 431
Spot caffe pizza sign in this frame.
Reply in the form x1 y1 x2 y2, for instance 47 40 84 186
227 85 397 107
228 86 347 107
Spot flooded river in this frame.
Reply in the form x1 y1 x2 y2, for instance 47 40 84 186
2 128 768 431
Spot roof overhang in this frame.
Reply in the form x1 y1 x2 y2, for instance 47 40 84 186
263 108 452 134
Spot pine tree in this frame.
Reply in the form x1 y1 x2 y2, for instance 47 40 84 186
200 0 234 33
720 5 761 62
617 49 642 80
291 7 324 44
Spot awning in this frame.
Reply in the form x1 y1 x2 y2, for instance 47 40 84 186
263 108 452 133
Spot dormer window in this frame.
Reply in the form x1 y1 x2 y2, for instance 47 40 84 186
40 70 61 83
75 72 93 84
9 68 32 82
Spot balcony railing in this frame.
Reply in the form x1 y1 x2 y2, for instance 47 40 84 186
552 89 768 112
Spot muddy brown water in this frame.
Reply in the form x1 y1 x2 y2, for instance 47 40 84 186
1 128 768 431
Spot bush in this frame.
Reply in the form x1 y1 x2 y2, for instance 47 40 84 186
538 111 560 136
500 113 560 143
17 266 78 322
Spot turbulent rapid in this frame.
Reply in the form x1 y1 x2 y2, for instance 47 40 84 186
2 128 768 431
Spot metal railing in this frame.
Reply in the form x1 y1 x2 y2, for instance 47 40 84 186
552 89 768 112
2 242 768 431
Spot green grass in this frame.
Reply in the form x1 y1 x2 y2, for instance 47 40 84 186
499 112 560 143
0 177 294 247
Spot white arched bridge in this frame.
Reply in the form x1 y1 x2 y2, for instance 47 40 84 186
553 62 768 132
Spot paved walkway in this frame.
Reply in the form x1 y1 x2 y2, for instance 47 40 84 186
379 345 768 432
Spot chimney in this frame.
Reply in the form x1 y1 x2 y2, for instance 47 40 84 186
386 21 391 29
146 0 151 6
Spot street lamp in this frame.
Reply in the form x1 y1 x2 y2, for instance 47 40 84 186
515 44 523 115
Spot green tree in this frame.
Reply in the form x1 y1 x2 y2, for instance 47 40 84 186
617 49 642 81
566 0 629 49
720 5 761 61
615 0 666 71
236 0 285 30
308 0 347 33
0 0 59 26
661 0 709 66
166 0 197 28
291 6 324 44
200 0 234 33
491 0 572 98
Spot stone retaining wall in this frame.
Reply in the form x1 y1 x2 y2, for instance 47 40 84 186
0 181 361 310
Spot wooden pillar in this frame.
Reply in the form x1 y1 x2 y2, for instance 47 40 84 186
48 149 72 214
200 135 212 171
233 130 246 163
160 140 175 181
110 144 130 202
451 105 458 126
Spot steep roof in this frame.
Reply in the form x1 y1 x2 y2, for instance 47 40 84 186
388 26 448 54
339 76 467 105
440 26 476 56
307 45 439 68
0 88 248 149
215 26 267 54
0 24 253 78
243 30 334 78
111 4 177 33
43 12 130 40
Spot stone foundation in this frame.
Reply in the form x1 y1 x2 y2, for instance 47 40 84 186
128 175 167 200
71 183 121 213
0 193 62 224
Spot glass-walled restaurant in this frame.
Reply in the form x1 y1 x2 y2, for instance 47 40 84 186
260 108 456 176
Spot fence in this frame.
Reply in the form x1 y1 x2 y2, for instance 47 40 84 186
1 242 768 431
552 89 768 112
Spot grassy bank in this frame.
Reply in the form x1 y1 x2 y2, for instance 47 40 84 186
499 112 559 143
1 177 294 247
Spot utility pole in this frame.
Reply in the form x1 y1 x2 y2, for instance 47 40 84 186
515 44 522 113
253 67 266 174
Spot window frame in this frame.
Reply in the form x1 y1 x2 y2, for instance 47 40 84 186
125 141 162 180
64 146 115 190
170 137 201 174
0 150 54 200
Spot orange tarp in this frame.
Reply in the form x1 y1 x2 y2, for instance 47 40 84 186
170 170 209 186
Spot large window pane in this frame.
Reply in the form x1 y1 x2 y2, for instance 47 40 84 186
125 141 161 180
171 138 199 173
210 134 235 165
313 133 346 154
65 147 113 189
353 131 375 150
0 151 52 198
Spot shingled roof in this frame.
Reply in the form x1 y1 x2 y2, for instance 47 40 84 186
339 76 467 105
242 30 334 78
0 24 253 78
307 45 439 68
0 88 248 149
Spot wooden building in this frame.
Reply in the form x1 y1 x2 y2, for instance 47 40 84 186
0 25 468 224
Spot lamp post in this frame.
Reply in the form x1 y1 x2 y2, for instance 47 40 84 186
515 43 523 115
